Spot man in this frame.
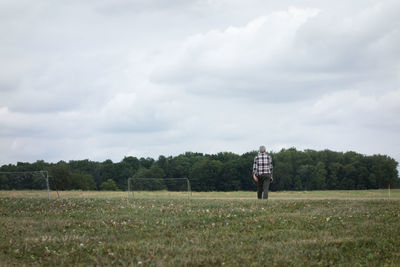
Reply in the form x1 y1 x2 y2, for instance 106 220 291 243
252 145 273 199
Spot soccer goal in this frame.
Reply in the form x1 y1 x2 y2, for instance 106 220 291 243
0 171 51 199
127 177 191 200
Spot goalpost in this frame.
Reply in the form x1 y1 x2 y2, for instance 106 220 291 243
0 171 51 199
127 177 191 200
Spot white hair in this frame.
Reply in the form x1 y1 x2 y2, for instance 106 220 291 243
259 146 266 153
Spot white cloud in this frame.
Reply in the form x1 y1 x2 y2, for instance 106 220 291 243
151 7 321 100
152 2 400 102
305 89 400 131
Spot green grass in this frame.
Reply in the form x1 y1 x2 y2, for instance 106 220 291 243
0 190 399 266
1 189 398 200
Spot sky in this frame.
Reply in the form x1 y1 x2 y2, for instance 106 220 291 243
0 0 399 165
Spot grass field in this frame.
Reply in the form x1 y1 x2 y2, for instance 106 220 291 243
1 190 399 266
1 189 398 200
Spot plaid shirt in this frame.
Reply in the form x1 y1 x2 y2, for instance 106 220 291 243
253 152 273 175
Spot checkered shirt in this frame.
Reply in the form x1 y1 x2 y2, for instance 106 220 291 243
253 152 273 175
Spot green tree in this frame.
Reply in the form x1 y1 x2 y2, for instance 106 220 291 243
0 175 9 190
297 164 314 190
147 165 166 178
311 162 327 190
274 161 293 190
174 155 191 177
1 147 399 191
219 159 242 191
326 162 342 190
100 179 119 191
139 157 155 169
342 164 356 189
122 156 140 171
239 151 258 191
70 173 97 190
50 162 73 190
190 159 222 191
293 175 303 190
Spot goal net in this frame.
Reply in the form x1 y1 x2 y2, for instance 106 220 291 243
127 178 191 200
0 171 51 199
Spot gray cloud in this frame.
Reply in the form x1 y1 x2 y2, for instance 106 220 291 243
152 3 400 102
0 0 399 166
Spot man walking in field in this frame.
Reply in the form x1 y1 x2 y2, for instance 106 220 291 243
253 146 273 199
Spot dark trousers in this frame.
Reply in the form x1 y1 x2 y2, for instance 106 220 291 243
257 174 271 199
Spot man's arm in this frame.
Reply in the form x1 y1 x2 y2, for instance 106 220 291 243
253 173 258 182
253 156 258 182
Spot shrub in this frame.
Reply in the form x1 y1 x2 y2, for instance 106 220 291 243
100 179 118 191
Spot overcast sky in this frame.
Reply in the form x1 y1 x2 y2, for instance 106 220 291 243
1 0 399 165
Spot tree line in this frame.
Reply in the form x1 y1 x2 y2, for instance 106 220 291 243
0 148 398 191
